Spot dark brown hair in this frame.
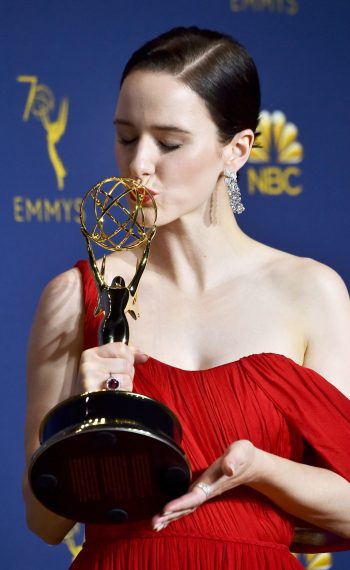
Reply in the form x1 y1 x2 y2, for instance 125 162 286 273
121 27 261 144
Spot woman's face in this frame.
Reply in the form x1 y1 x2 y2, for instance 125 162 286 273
114 71 226 226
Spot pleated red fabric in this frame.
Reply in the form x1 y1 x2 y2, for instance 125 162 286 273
70 261 350 569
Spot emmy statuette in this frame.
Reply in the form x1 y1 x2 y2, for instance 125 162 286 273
29 178 191 524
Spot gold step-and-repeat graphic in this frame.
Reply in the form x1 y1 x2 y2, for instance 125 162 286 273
15 75 82 223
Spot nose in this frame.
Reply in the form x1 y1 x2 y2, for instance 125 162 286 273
128 137 156 180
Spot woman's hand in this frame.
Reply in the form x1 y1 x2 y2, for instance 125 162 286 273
152 440 258 530
153 439 350 538
76 342 148 394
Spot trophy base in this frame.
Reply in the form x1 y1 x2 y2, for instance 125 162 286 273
30 423 190 524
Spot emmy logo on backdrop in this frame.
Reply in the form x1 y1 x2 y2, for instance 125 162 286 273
17 75 68 189
29 177 191 524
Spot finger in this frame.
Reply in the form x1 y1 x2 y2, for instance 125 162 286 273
94 344 148 365
152 460 234 529
83 377 134 393
102 357 134 375
159 486 209 517
117 344 149 364
152 508 195 529
221 454 236 477
221 440 255 478
102 373 133 392
132 349 149 364
81 356 134 377
98 343 135 363
85 342 135 363
79 360 135 393
162 458 223 514
79 362 133 390
154 472 236 528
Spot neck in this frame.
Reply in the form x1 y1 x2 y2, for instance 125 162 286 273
145 186 254 293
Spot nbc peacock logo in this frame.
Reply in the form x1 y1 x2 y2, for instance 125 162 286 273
247 110 304 196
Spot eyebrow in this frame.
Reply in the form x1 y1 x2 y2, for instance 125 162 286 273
113 118 191 135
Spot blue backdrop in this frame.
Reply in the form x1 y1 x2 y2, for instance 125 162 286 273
2 1 349 568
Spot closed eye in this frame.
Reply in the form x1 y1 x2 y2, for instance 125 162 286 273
118 137 181 152
118 137 137 145
158 142 182 151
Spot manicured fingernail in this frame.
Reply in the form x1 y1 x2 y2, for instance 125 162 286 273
154 523 165 531
162 510 172 516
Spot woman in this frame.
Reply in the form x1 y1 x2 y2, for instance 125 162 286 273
24 27 350 569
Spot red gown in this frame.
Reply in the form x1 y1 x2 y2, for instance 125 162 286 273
70 260 350 570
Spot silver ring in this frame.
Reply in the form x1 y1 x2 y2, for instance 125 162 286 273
106 375 120 391
195 482 212 499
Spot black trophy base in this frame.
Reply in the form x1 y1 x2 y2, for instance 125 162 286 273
30 424 190 524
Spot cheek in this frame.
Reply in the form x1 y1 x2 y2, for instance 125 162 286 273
162 145 221 184
115 143 126 170
177 154 222 199
114 141 135 174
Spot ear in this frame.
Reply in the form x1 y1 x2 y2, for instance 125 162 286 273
222 129 255 172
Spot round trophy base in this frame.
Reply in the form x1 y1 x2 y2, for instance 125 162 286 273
30 424 190 523
29 391 191 523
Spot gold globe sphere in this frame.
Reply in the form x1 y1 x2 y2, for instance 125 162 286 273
80 177 157 251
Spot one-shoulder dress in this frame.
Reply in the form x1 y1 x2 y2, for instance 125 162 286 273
70 260 350 570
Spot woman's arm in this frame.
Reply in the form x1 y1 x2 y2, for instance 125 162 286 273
250 446 350 538
250 259 350 536
152 439 350 538
24 267 147 544
23 268 84 544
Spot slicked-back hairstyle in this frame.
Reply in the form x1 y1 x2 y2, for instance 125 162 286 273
121 27 261 144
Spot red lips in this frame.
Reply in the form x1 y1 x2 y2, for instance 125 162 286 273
129 188 157 204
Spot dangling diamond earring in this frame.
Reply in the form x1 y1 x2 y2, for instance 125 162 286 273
224 169 245 214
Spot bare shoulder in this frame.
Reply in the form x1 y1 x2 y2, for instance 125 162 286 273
302 259 350 396
258 244 348 303
28 267 84 382
250 244 350 394
277 253 348 307
261 246 350 337
264 248 350 394
289 256 350 336
37 267 83 317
